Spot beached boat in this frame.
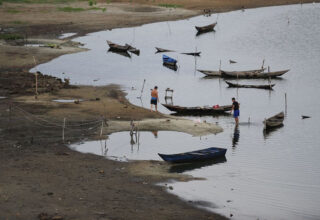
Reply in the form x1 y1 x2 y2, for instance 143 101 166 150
158 147 227 163
195 22 217 33
155 47 174 53
197 69 221 77
181 52 201 56
263 112 284 130
221 69 289 78
162 55 177 66
162 103 232 115
225 81 275 90
107 40 130 52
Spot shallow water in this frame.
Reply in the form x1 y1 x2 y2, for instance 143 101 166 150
59 32 77 39
33 3 320 220
52 99 82 103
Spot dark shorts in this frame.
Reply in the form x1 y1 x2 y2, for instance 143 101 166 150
151 98 157 105
233 109 240 118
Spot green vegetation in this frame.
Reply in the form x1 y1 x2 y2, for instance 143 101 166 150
158 3 182 8
57 6 85 12
1 0 85 3
11 20 28 24
106 0 111 4
6 8 20 13
0 33 24 40
57 6 106 12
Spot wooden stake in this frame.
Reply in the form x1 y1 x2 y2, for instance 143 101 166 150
33 56 38 99
100 121 104 137
285 93 287 113
62 118 66 143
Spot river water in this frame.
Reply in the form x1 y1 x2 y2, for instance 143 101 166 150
33 3 320 220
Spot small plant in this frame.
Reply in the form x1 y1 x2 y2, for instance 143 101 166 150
158 3 182 8
88 0 93 6
0 1 3 6
6 8 20 13
102 7 106 12
0 33 24 40
106 0 111 4
58 7 85 12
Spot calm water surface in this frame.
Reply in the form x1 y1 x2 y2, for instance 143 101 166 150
34 4 320 220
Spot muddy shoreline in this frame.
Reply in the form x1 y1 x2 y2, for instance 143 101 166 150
1 1 318 219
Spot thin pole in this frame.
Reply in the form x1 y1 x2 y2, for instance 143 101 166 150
285 93 287 113
33 56 38 99
62 118 66 143
100 120 104 137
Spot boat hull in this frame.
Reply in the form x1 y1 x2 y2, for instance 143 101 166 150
225 81 275 90
162 104 232 115
158 147 227 163
222 69 289 78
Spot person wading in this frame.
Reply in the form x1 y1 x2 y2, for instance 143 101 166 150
150 86 159 112
231 97 240 125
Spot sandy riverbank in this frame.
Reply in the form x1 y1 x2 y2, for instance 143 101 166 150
0 0 318 219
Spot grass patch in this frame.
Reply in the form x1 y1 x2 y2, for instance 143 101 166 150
1 0 86 3
6 8 20 13
158 3 182 8
57 6 85 12
0 33 24 40
11 20 28 24
58 6 106 12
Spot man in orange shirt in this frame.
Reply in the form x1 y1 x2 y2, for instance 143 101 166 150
150 86 159 112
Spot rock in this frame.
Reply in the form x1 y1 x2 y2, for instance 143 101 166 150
38 213 49 220
168 186 173 190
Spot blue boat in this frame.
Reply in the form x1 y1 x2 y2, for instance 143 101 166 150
162 54 177 66
158 147 227 163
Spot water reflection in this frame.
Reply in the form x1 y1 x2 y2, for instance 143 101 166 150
169 156 227 173
107 49 131 58
232 125 240 147
163 63 178 71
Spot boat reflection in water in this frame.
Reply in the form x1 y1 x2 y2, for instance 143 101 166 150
107 49 131 58
163 63 178 71
169 156 227 173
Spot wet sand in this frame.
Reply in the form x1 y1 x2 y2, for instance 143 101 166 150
0 0 318 219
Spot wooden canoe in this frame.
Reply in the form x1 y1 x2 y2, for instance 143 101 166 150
221 69 289 78
197 69 221 77
195 22 217 33
263 112 284 130
162 103 232 115
181 52 201 56
198 68 265 77
107 40 130 52
158 147 227 163
155 47 174 53
225 81 275 90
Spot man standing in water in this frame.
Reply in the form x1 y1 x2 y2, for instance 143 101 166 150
231 97 240 125
150 86 159 112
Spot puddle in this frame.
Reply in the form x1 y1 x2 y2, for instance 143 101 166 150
70 131 223 162
59 33 77 39
52 99 83 103
0 96 7 99
24 43 44 47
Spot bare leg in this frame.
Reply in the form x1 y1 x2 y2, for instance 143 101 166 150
235 117 239 125
155 104 158 112
150 104 153 112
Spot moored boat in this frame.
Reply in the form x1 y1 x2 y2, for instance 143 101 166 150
158 147 227 163
125 44 140 55
181 52 201 56
195 22 217 33
162 103 232 115
263 112 285 130
162 55 177 66
107 40 130 52
197 69 221 77
221 69 289 78
155 47 174 53
225 81 275 90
